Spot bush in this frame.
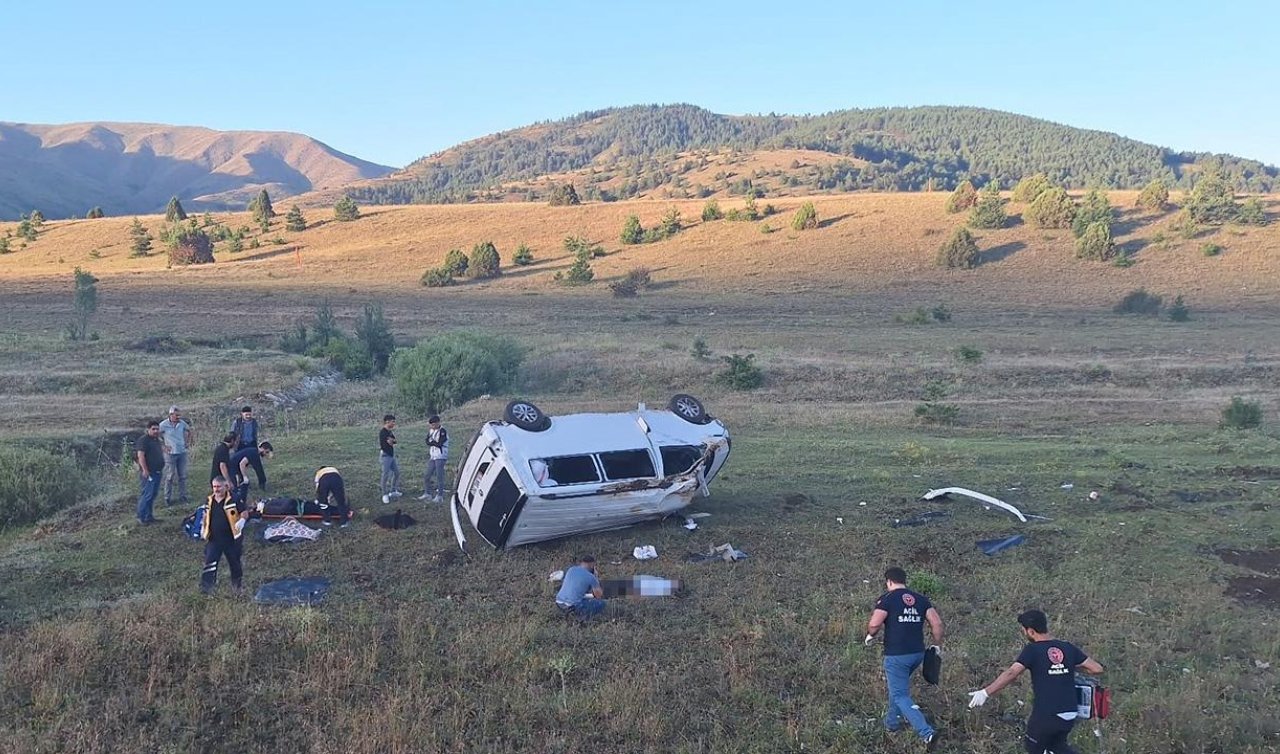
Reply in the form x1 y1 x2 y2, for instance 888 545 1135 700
556 248 594 285
167 225 215 266
441 248 468 277
907 571 947 597
1166 294 1190 322
946 181 978 213
421 267 453 287
356 303 395 374
725 197 761 222
1201 242 1223 257
285 205 307 232
563 235 604 258
392 332 523 413
1011 174 1052 204
967 183 1006 229
1220 396 1263 429
86 206 105 219
1114 288 1163 315
914 380 959 424
1238 197 1267 226
1026 187 1076 229
334 196 360 222
1185 172 1239 224
716 353 764 390
791 202 818 231
954 345 983 363
691 336 711 360
315 337 373 380
620 215 644 245
0 447 88 526
1171 210 1201 240
548 183 581 206
1075 221 1115 261
701 200 723 221
1072 189 1113 238
936 227 979 269
1136 180 1170 212
469 241 501 279
609 279 639 297
512 244 534 265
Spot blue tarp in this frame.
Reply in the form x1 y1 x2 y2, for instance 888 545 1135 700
252 577 331 605
976 534 1026 556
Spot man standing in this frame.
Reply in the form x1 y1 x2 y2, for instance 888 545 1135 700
230 405 259 451
315 466 350 527
967 609 1105 754
210 432 235 485
159 405 192 506
865 566 943 749
418 414 449 502
200 476 251 594
135 420 166 524
555 555 606 621
379 414 401 504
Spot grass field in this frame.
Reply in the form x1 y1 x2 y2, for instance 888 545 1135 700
1 195 1279 753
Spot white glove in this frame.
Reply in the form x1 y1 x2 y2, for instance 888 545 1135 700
864 634 876 647
930 644 942 656
967 689 989 708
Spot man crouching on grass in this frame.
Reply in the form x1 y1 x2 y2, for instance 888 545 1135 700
555 555 606 622
201 476 251 594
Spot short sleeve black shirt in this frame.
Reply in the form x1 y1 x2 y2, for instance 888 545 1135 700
138 434 165 475
211 442 231 483
379 428 395 456
1016 639 1088 718
875 588 933 656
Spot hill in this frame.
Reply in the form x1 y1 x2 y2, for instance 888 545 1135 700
0 122 395 220
346 104 1279 205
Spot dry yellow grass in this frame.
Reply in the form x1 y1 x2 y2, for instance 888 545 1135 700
2 193 1279 307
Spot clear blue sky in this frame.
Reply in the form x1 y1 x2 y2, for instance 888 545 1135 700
9 1 1278 168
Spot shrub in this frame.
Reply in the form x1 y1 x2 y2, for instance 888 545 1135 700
356 302 395 374
954 345 983 364
716 353 764 390
1166 294 1190 322
469 241 501 279
1112 251 1135 268
622 267 652 289
946 181 978 213
914 380 959 424
1185 172 1239 224
86 206 105 219
129 218 152 257
791 201 818 231
1075 221 1115 261
167 225 215 266
701 200 723 221
1011 174 1052 203
609 279 639 297
930 304 952 322
1171 210 1201 240
285 205 307 232
334 195 360 222
658 207 681 238
967 183 1006 229
557 247 594 285
512 244 534 265
1114 288 1163 315
1136 180 1170 212
0 447 88 526
421 267 453 287
1201 242 1223 257
691 336 711 360
392 332 523 413
441 248 468 277
548 183 581 206
70 267 98 341
907 571 947 597
1026 187 1076 229
936 227 979 269
1238 197 1267 226
1072 189 1113 238
726 197 761 221
620 215 644 244
313 337 373 380
563 235 604 258
0 236 10 254
1220 396 1263 429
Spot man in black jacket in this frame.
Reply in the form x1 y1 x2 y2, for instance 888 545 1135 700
418 414 449 502
200 476 251 593
968 609 1105 754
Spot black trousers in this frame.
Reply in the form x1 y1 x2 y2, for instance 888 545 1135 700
201 537 243 592
1025 715 1078 754
236 448 267 490
316 473 348 523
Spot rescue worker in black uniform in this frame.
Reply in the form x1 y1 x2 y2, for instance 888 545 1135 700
200 476 251 594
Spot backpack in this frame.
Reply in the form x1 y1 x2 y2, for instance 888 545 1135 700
181 505 206 540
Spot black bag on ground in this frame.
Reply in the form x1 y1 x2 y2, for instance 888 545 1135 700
922 645 942 685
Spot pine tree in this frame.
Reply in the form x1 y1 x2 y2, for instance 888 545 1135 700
0 234 10 254
129 218 153 257
86 206 105 219
946 181 978 213
936 227 979 268
165 196 187 222
334 196 360 222
29 210 45 228
71 267 98 340
469 241 501 278
620 215 644 244
285 205 307 232
356 303 395 373
18 217 37 242
967 182 1007 229
249 189 275 222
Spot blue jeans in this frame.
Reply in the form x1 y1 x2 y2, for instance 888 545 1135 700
564 598 606 620
884 652 934 739
380 454 400 496
425 458 447 498
137 472 161 522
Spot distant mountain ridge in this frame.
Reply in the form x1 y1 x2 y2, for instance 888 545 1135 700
0 122 394 220
347 104 1278 205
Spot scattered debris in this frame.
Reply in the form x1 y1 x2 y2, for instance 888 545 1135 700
548 569 564 582
688 542 749 563
976 534 1026 556
858 501 867 507
892 511 952 528
374 509 416 530
1089 491 1100 501
1256 659 1272 670
922 487 1029 523
836 517 844 525
253 577 331 605
683 517 698 530
1060 483 1074 490
263 518 321 543
1123 606 1145 615
633 545 658 560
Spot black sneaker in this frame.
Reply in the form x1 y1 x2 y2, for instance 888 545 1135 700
924 731 940 752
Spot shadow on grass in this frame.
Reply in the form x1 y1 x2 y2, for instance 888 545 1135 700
977 241 1026 266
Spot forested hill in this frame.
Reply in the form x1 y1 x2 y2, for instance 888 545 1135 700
349 105 1277 205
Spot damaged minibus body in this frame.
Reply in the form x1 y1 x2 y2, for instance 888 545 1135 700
450 396 730 550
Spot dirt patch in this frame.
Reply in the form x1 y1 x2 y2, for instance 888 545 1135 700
1109 480 1151 501
1216 548 1280 575
781 493 813 512
1225 575 1280 609
427 548 461 573
1215 465 1280 480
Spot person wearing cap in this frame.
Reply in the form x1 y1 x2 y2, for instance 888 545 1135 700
200 475 251 593
314 466 350 527
967 609 1105 754
159 405 193 506
865 566 944 749
418 414 449 502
